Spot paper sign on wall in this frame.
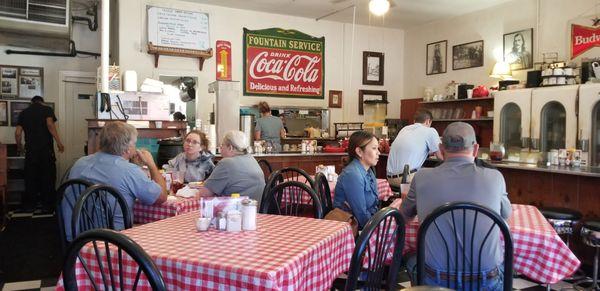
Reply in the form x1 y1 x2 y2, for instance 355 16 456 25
243 27 325 99
216 40 232 81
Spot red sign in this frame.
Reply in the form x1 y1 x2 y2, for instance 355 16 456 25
243 28 325 99
571 24 600 59
216 40 232 81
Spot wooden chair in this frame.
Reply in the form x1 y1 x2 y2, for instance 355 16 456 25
62 229 166 291
417 202 513 291
71 185 132 241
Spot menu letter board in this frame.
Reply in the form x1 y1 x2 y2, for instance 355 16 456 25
148 6 210 51
243 28 325 99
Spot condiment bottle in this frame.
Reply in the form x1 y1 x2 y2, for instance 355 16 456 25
241 199 257 231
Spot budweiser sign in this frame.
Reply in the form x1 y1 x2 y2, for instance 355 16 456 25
243 28 325 99
571 24 600 59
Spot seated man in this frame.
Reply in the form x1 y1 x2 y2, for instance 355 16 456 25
197 130 265 205
62 121 167 241
400 122 512 290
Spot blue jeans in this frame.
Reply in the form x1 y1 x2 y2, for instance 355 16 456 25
405 253 504 291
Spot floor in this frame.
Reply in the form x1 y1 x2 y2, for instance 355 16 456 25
0 211 589 291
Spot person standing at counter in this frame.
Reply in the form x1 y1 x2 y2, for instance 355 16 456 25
168 130 215 182
198 130 265 204
386 109 443 187
333 131 380 229
255 101 286 152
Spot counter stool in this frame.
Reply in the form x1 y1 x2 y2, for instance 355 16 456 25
574 220 600 291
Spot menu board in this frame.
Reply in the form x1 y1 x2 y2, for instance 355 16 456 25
147 6 210 51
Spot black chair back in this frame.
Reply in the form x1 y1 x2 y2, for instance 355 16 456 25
62 229 166 291
257 159 273 182
345 207 406 291
71 185 132 241
260 181 323 219
416 202 513 291
56 179 94 253
260 167 314 207
314 172 333 215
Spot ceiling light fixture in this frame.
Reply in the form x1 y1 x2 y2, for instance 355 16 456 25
369 0 390 16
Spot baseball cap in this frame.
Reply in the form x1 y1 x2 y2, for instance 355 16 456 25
442 122 477 152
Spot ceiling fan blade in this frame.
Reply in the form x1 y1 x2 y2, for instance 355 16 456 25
330 0 350 4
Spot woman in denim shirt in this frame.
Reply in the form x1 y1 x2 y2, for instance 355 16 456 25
168 130 215 182
333 131 380 229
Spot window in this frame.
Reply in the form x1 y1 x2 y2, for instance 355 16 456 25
500 102 522 149
540 101 566 152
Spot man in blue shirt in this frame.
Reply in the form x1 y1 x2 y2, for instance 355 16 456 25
400 122 512 290
62 121 167 241
387 109 443 188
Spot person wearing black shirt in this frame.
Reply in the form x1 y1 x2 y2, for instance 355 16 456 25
15 96 65 213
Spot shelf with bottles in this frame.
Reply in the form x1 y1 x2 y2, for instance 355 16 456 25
334 122 363 139
419 96 494 104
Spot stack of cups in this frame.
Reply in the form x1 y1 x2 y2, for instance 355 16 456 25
207 124 217 154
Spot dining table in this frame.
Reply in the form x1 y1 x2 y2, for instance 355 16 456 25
56 211 355 290
387 199 581 284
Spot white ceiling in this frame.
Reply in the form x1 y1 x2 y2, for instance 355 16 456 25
183 0 513 29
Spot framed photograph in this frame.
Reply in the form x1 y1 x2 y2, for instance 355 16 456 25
328 90 342 108
426 40 447 75
0 101 7 126
503 28 533 71
363 51 384 85
452 40 484 70
10 100 29 126
18 67 43 98
358 89 387 115
1 67 18 97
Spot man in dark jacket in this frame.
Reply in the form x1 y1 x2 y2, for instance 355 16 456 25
15 96 64 214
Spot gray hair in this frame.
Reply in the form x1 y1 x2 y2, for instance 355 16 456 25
99 121 138 155
442 122 477 153
222 130 249 154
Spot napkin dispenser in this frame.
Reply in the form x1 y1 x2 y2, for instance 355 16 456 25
456 84 474 99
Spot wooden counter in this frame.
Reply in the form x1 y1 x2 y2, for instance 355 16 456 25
86 119 187 154
215 153 348 175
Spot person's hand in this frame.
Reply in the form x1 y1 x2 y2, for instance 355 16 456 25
57 142 65 153
136 149 156 168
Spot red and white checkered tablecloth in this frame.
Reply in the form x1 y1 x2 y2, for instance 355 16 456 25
133 196 199 224
56 211 355 290
387 201 580 284
283 176 393 204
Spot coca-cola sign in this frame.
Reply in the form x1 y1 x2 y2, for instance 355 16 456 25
243 28 325 99
571 24 600 59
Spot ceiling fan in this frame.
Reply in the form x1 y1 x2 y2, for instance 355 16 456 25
329 0 397 8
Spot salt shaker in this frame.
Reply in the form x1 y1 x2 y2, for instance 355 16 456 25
226 210 242 232
241 199 257 231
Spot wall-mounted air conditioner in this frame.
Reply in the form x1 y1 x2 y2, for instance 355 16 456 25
0 0 70 39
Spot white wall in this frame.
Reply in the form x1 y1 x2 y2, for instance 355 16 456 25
403 0 600 100
117 0 405 131
0 24 100 143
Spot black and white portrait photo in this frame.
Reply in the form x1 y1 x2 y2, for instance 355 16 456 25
362 51 384 85
452 40 484 70
504 28 533 71
426 40 447 75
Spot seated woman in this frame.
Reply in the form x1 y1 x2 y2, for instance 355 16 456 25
168 130 215 182
333 131 380 229
197 130 265 204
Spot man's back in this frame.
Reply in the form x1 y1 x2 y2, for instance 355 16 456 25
62 152 161 240
387 123 439 174
403 157 512 272
18 103 55 152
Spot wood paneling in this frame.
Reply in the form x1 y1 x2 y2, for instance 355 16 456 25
400 98 423 121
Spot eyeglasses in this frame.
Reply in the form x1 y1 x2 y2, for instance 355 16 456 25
184 138 201 146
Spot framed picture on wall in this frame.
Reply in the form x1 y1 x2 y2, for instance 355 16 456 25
328 90 342 108
18 67 43 98
362 51 384 85
1 67 18 97
10 100 29 126
452 40 484 70
426 40 447 75
0 101 7 126
503 28 533 71
358 89 387 115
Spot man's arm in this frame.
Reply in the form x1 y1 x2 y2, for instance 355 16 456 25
46 117 65 153
137 149 168 204
15 125 23 154
254 131 261 141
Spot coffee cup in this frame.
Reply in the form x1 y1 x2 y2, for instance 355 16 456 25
564 67 573 75
557 77 566 85
548 77 557 85
196 217 211 232
553 68 564 76
466 89 473 99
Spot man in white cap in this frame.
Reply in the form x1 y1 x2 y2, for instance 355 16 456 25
400 122 512 290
